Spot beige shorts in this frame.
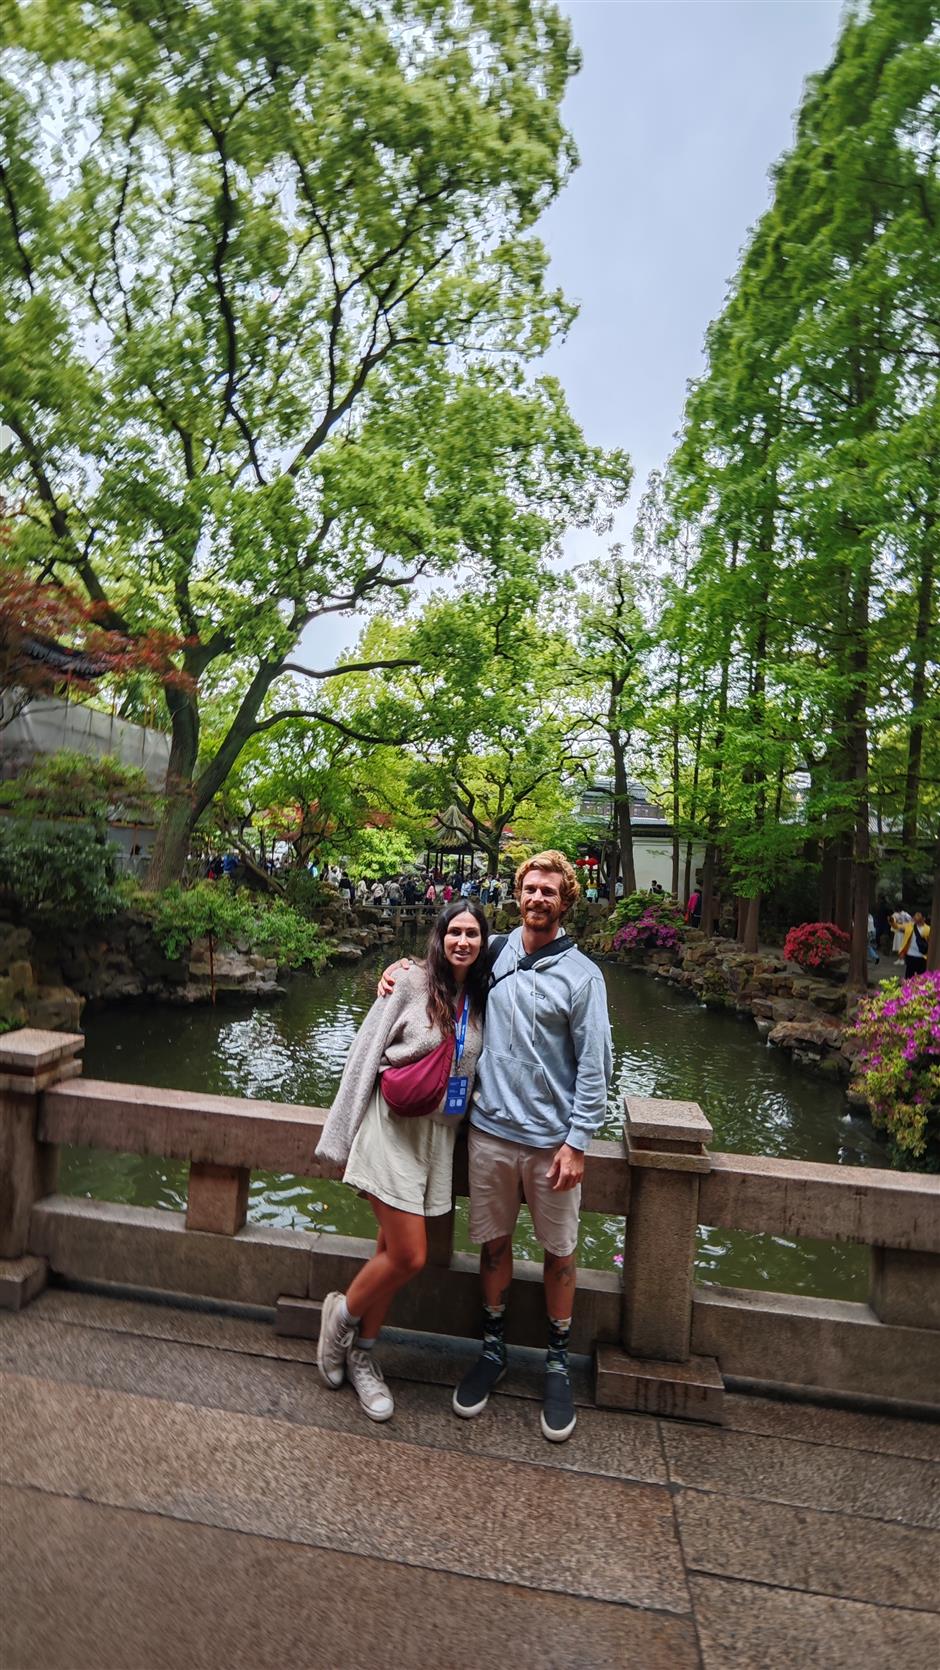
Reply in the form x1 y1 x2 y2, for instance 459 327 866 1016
468 1125 581 1257
344 1083 458 1217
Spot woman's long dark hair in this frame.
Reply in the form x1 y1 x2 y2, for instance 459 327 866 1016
424 898 489 1036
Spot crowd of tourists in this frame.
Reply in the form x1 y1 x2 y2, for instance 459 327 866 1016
310 867 509 913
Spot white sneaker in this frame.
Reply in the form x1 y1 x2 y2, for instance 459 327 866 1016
317 1291 355 1389
347 1347 394 1422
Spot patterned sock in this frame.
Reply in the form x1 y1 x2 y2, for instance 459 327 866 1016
547 1316 572 1374
339 1296 360 1329
482 1303 507 1364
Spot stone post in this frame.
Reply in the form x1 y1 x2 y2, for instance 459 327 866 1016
595 1095 725 1423
869 1247 940 1331
0 1027 83 1310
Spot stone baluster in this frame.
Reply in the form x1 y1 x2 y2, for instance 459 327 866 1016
595 1095 725 1422
869 1247 940 1332
186 1162 250 1235
0 1027 84 1310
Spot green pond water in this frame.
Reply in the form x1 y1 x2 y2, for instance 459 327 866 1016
63 959 882 1301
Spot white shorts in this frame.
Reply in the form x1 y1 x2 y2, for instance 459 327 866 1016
344 1084 458 1217
468 1125 581 1257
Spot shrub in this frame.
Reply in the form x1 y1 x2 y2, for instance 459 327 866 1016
783 921 851 971
282 868 334 918
612 903 682 954
850 972 940 1171
146 881 329 971
609 891 683 933
0 821 122 925
0 751 155 825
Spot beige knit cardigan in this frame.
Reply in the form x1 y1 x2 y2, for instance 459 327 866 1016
315 963 482 1167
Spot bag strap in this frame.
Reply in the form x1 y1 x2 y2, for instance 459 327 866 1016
487 933 509 971
487 933 575 989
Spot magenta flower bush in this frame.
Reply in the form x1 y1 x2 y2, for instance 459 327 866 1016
613 906 681 954
850 971 940 1171
783 920 851 971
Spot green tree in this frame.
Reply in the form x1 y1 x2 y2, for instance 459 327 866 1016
666 0 939 978
2 0 624 883
357 580 595 873
568 547 650 900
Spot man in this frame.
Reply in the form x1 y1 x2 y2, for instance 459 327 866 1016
376 850 612 1442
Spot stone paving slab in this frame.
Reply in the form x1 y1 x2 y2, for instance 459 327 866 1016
0 1485 702 1670
22 1287 599 1405
691 1573 940 1670
676 1487 939 1612
1 1370 690 1613
0 1312 668 1484
663 1423 940 1529
6 1294 940 1668
721 1391 940 1462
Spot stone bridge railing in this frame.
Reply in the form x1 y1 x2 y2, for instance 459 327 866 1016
1 1027 938 1425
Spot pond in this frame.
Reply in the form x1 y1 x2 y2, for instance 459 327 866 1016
63 958 883 1301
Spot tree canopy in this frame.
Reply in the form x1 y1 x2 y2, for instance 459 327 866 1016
1 0 627 879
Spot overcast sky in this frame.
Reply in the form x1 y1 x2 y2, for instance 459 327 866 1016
300 0 844 666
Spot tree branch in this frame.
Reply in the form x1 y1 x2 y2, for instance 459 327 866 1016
250 707 415 747
0 161 35 292
277 658 421 681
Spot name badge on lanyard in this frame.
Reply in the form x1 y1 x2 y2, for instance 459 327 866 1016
445 997 470 1117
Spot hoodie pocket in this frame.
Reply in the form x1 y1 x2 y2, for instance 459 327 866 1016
480 1053 559 1133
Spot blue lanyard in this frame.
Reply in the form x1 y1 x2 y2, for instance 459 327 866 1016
454 997 469 1068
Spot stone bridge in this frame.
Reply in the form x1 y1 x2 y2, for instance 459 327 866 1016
1 1027 938 1669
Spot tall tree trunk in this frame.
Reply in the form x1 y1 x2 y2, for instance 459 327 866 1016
148 661 278 888
683 695 706 905
669 653 684 898
611 732 637 895
700 542 736 937
742 893 761 953
927 838 940 973
818 837 837 922
146 687 200 888
846 546 873 991
834 837 853 933
607 839 618 907
900 506 935 909
699 844 717 938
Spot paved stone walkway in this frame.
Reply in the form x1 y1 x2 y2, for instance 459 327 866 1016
1 1289 937 1669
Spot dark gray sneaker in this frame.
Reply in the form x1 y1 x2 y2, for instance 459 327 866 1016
540 1365 577 1442
452 1351 507 1418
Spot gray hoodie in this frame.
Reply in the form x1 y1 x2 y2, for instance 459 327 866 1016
470 927 612 1152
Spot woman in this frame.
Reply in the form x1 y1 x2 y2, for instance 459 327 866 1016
899 911 930 979
314 900 488 1422
891 907 911 963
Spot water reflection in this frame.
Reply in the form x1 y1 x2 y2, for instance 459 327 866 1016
65 959 881 1299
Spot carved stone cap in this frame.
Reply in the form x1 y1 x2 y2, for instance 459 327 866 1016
624 1096 714 1148
0 1028 85 1072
